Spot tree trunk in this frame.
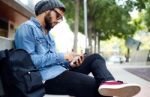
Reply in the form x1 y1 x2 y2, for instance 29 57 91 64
94 32 99 53
73 0 80 53
94 32 96 53
126 48 130 62
88 19 93 53
98 33 100 53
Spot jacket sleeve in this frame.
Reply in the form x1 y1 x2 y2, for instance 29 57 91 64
15 24 65 68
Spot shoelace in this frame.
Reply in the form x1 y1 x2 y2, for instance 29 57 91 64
117 80 124 84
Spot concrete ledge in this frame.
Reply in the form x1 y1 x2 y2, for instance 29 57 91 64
0 36 13 50
0 36 13 96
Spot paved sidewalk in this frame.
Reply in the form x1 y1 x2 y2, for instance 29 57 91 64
44 62 150 97
107 63 150 97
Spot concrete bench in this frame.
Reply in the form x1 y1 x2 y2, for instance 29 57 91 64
0 36 14 96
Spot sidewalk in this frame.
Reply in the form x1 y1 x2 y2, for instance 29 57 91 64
107 62 150 97
44 62 150 97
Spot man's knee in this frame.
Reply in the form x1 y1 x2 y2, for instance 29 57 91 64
91 53 105 62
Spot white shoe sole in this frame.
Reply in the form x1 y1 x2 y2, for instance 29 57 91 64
98 84 141 97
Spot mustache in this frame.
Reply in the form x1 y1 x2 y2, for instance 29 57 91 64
51 21 59 26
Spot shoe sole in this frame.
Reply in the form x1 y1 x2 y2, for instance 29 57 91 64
98 84 141 97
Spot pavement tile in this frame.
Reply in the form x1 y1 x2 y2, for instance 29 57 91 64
134 85 150 97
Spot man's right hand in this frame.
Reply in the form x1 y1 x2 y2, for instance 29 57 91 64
64 53 74 62
70 55 83 68
64 53 84 68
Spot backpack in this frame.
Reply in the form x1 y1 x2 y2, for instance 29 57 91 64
0 49 45 97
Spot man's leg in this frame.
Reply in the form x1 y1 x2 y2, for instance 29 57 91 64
72 53 115 85
72 53 141 97
44 70 108 97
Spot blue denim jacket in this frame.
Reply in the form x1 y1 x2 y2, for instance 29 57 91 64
15 17 69 81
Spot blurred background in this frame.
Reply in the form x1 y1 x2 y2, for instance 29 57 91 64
1 0 150 97
1 0 150 65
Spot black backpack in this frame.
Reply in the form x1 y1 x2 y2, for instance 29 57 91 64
0 49 45 97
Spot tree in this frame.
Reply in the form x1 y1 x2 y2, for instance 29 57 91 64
61 0 149 53
61 0 81 52
61 0 75 28
73 0 80 52
144 1 150 31
85 0 137 53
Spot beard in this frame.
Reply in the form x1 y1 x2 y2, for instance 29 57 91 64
44 13 53 31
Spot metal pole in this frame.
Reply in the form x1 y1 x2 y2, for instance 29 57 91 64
84 0 89 53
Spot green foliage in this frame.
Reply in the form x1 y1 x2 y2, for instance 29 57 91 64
86 0 136 40
61 0 149 40
61 0 75 30
144 1 150 31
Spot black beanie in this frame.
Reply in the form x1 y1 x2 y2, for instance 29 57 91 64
34 0 65 16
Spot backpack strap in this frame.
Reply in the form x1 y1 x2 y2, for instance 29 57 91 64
0 50 6 60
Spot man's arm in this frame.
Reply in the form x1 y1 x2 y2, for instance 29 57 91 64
31 51 64 68
15 24 65 68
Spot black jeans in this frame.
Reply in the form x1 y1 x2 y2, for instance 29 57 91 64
44 54 115 97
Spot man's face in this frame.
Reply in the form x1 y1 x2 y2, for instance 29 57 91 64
44 8 64 31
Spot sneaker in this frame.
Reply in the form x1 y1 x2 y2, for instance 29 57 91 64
98 81 141 97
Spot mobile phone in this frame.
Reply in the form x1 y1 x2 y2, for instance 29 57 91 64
70 56 79 65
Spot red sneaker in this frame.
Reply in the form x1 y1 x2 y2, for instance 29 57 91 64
98 81 141 97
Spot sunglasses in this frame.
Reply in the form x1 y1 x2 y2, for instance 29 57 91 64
53 9 63 23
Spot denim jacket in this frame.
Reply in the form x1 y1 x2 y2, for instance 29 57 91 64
15 17 69 81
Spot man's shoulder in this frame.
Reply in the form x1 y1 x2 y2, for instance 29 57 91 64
15 20 36 36
22 20 36 27
17 20 37 32
18 20 31 28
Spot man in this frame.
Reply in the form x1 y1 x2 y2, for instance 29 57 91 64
15 0 140 97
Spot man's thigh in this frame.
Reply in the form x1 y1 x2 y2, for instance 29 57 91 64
44 70 100 97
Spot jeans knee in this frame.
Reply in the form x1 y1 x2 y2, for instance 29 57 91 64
92 53 105 62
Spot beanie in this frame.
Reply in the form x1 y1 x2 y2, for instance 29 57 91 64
34 0 65 16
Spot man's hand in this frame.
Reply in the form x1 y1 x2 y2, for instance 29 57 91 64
64 53 84 68
70 54 84 68
64 53 74 62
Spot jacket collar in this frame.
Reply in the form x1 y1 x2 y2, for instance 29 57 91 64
30 17 42 29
